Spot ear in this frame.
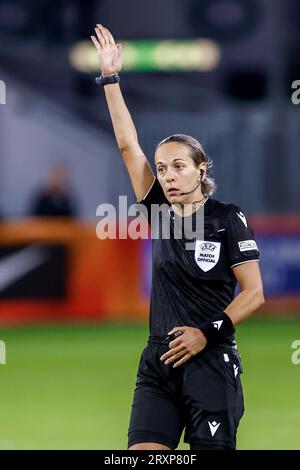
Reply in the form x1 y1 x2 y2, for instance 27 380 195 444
199 164 207 179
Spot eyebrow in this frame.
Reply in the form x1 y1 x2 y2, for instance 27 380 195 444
155 158 185 166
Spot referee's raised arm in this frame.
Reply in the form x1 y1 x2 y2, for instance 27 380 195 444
91 24 155 201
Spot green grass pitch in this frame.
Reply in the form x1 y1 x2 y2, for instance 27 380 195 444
0 318 299 449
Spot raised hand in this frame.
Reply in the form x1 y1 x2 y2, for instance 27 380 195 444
91 24 123 77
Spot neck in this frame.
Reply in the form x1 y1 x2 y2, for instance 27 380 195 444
172 192 206 217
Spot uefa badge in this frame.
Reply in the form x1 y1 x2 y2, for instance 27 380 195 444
194 240 221 272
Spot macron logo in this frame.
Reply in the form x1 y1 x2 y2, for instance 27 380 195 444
212 320 223 331
233 364 239 378
208 421 221 437
236 212 247 228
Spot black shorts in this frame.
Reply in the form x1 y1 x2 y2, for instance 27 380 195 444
128 336 244 450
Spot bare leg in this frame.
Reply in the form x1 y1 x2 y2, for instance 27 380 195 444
128 442 172 450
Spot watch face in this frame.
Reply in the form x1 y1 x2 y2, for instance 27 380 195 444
95 74 119 86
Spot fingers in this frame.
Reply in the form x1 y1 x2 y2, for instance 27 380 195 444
160 345 185 364
95 24 116 47
96 24 110 44
167 328 177 336
90 35 100 50
105 27 116 45
165 352 186 366
92 23 116 50
167 327 185 337
94 26 106 47
168 338 183 350
173 353 191 368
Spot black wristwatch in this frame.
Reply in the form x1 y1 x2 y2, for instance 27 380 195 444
95 74 120 86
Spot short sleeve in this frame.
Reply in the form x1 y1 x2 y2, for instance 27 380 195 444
225 206 260 268
136 178 170 226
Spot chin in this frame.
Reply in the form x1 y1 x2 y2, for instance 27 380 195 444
167 194 182 204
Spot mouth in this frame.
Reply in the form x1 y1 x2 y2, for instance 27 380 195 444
167 188 180 195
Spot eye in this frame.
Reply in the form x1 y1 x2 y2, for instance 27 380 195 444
175 164 184 170
157 167 165 175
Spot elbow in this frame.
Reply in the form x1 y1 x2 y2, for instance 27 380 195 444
118 136 139 155
243 287 265 312
119 141 139 158
254 288 265 309
119 142 130 155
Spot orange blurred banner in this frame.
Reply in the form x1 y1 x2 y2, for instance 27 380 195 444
0 216 299 326
0 219 148 326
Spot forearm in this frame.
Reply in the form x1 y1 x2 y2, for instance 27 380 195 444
225 288 265 326
104 82 139 152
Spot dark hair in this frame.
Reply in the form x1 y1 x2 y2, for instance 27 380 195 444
155 134 216 196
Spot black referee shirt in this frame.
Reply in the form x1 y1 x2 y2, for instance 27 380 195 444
138 178 260 343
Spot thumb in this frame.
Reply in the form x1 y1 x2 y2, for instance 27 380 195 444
167 327 184 336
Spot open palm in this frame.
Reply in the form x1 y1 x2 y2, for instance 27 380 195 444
91 24 123 76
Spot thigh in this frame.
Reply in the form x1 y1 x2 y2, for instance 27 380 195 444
128 442 172 450
182 348 244 450
128 345 185 450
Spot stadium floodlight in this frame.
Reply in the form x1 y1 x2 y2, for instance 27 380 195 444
69 39 221 73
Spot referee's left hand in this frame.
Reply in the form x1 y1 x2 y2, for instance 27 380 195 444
160 326 208 368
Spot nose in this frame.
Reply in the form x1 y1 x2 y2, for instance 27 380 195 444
165 168 176 182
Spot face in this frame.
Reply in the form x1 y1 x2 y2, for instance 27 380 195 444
155 142 206 204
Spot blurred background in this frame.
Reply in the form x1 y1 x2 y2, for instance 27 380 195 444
0 0 299 449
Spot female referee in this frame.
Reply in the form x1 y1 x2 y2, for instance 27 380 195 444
91 24 265 451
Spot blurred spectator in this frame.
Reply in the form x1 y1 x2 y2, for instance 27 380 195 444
29 165 77 218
